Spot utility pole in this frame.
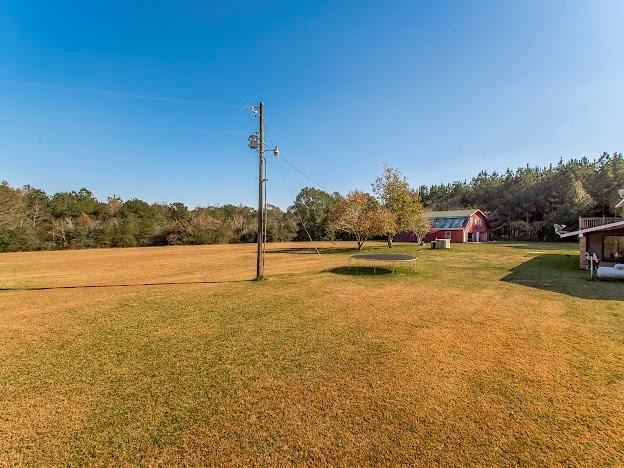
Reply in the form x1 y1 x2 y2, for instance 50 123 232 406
248 102 278 281
256 102 265 280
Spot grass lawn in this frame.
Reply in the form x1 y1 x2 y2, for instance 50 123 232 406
1 241 623 465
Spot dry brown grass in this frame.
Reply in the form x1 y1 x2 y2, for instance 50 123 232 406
1 241 623 466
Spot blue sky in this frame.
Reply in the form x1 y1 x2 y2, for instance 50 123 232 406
1 1 623 208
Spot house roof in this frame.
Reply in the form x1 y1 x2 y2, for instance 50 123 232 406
559 220 624 238
426 209 487 230
431 217 469 229
427 209 481 219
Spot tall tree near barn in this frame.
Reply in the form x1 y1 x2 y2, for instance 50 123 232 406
373 166 429 247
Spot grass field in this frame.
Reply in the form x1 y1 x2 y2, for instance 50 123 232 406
1 241 623 465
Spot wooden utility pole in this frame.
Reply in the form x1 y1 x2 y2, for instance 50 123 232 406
256 101 265 280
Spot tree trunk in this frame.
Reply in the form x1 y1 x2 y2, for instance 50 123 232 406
387 233 393 248
357 241 364 250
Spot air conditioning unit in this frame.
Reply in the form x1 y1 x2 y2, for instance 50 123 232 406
435 239 450 249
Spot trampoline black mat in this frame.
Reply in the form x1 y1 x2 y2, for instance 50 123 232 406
350 253 416 261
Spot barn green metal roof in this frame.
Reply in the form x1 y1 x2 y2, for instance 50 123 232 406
431 217 469 229
427 209 480 219
425 209 486 230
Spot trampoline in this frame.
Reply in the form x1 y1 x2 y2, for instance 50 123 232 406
348 253 417 275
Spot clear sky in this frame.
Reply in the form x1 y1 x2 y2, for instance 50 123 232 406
1 1 623 208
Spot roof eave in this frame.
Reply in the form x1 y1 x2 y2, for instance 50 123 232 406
558 220 624 238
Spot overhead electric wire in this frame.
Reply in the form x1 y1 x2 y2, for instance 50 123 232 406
2 79 251 109
0 118 249 135
264 121 331 194
265 121 334 261
279 155 332 193
276 158 323 259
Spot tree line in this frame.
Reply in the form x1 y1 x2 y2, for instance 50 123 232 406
1 152 622 252
0 165 429 253
0 185 297 252
418 152 624 240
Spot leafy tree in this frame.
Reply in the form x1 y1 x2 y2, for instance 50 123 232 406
374 207 398 246
409 207 433 244
290 187 340 241
50 188 102 218
373 166 428 247
329 190 381 250
265 204 297 242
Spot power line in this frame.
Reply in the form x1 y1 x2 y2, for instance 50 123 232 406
280 155 332 193
276 158 324 259
0 118 249 135
263 120 332 193
2 79 250 109
259 112 327 265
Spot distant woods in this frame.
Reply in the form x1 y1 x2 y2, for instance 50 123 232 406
1 152 623 252
0 187 299 252
419 152 624 240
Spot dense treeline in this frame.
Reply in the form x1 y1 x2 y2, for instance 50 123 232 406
0 184 299 252
1 153 623 252
419 152 624 240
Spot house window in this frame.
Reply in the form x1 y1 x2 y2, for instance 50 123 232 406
603 236 624 262
444 231 452 239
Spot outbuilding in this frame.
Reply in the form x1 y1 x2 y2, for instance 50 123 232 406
394 209 490 243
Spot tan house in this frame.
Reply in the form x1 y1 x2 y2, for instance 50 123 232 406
558 197 624 269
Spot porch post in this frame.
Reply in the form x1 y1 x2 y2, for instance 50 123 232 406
579 234 588 270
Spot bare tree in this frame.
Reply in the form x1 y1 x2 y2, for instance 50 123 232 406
51 217 74 247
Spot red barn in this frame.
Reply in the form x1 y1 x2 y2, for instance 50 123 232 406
394 209 490 243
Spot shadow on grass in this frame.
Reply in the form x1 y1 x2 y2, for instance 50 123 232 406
330 266 392 276
268 247 365 255
502 253 624 301
506 243 578 251
0 279 248 292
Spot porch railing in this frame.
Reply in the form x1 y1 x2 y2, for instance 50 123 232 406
579 217 623 230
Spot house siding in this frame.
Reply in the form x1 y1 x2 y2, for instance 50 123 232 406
423 230 464 243
393 231 416 242
465 212 489 241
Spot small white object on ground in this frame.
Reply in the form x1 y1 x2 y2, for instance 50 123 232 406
597 264 624 279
